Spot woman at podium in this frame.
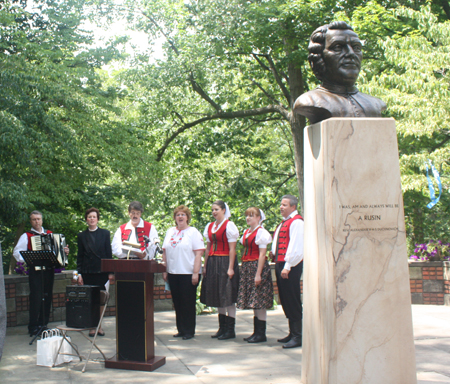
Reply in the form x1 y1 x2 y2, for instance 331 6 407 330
76 207 113 336
200 200 240 340
162 205 205 340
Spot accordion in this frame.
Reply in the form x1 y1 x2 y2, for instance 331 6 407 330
30 233 68 267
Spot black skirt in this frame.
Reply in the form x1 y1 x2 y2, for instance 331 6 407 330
200 255 239 308
82 273 109 288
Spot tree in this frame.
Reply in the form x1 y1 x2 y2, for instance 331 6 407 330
105 0 368 212
0 0 141 272
350 4 450 249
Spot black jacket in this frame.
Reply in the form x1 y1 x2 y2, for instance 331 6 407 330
76 228 112 274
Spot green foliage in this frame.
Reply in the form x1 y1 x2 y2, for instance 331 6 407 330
3 0 450 272
0 0 153 272
352 4 450 250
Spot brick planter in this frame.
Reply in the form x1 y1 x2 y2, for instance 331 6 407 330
409 261 450 306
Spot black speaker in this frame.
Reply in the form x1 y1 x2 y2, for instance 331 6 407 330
66 285 100 328
116 281 146 361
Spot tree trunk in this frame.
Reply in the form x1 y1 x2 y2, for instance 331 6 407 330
9 222 25 274
287 58 306 214
289 114 306 214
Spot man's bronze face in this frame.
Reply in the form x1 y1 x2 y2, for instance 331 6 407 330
322 29 362 87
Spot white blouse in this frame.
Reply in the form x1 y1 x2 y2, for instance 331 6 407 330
203 219 239 243
163 226 205 274
240 226 272 249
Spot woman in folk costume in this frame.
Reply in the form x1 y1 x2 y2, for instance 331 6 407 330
237 207 273 343
200 200 240 340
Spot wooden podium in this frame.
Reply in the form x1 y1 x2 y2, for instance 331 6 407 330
101 259 166 371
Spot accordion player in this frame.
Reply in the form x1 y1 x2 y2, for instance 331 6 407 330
30 233 68 267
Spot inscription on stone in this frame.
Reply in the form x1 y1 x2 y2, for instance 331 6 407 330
337 203 400 232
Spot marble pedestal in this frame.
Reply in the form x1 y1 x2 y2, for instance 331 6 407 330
302 118 417 384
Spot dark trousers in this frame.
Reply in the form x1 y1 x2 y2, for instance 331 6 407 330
168 273 201 336
275 261 303 322
28 267 55 333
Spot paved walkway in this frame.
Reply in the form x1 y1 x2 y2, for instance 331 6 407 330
1 305 449 383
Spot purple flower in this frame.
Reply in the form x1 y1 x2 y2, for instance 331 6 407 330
14 262 29 276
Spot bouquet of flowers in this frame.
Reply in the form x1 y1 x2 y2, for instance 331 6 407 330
14 261 29 275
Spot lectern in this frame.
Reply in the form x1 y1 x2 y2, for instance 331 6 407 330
101 259 166 371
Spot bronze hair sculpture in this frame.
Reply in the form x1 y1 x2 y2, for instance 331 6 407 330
293 21 386 124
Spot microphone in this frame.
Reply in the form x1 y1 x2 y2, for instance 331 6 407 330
152 237 163 254
143 235 151 245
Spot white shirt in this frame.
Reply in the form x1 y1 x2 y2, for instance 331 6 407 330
163 226 205 274
271 210 304 270
203 219 239 243
13 228 47 262
111 219 158 259
240 226 272 249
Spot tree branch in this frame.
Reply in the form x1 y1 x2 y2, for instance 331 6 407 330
139 9 179 55
156 105 288 161
431 132 450 152
242 117 283 132
189 74 222 112
264 54 291 105
252 53 271 72
248 77 281 105
442 0 450 20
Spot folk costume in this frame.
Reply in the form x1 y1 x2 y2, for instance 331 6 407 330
162 226 205 338
111 218 158 259
271 210 304 348
13 228 55 335
237 226 273 310
237 222 273 343
200 216 239 339
77 227 112 287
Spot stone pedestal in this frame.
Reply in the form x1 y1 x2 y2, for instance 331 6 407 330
302 118 417 384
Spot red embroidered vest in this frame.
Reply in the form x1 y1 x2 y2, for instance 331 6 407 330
120 221 152 251
26 230 52 250
242 228 261 262
208 220 230 256
274 214 303 263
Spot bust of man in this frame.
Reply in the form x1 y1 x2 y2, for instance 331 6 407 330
293 21 386 125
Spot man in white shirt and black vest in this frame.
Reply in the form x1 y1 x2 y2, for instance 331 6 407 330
270 195 304 349
111 201 158 259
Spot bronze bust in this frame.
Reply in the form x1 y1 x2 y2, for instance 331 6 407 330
293 21 386 125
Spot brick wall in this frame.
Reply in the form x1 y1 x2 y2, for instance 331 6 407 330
4 271 173 328
409 261 449 306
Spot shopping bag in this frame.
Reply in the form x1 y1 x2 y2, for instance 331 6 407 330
36 330 60 367
59 331 73 363
36 329 74 367
51 329 73 365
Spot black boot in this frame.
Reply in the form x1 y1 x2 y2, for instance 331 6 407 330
248 317 266 343
211 314 227 338
283 320 302 348
277 332 291 343
243 316 257 342
218 316 236 340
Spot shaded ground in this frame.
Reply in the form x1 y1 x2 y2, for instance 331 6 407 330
1 305 449 383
